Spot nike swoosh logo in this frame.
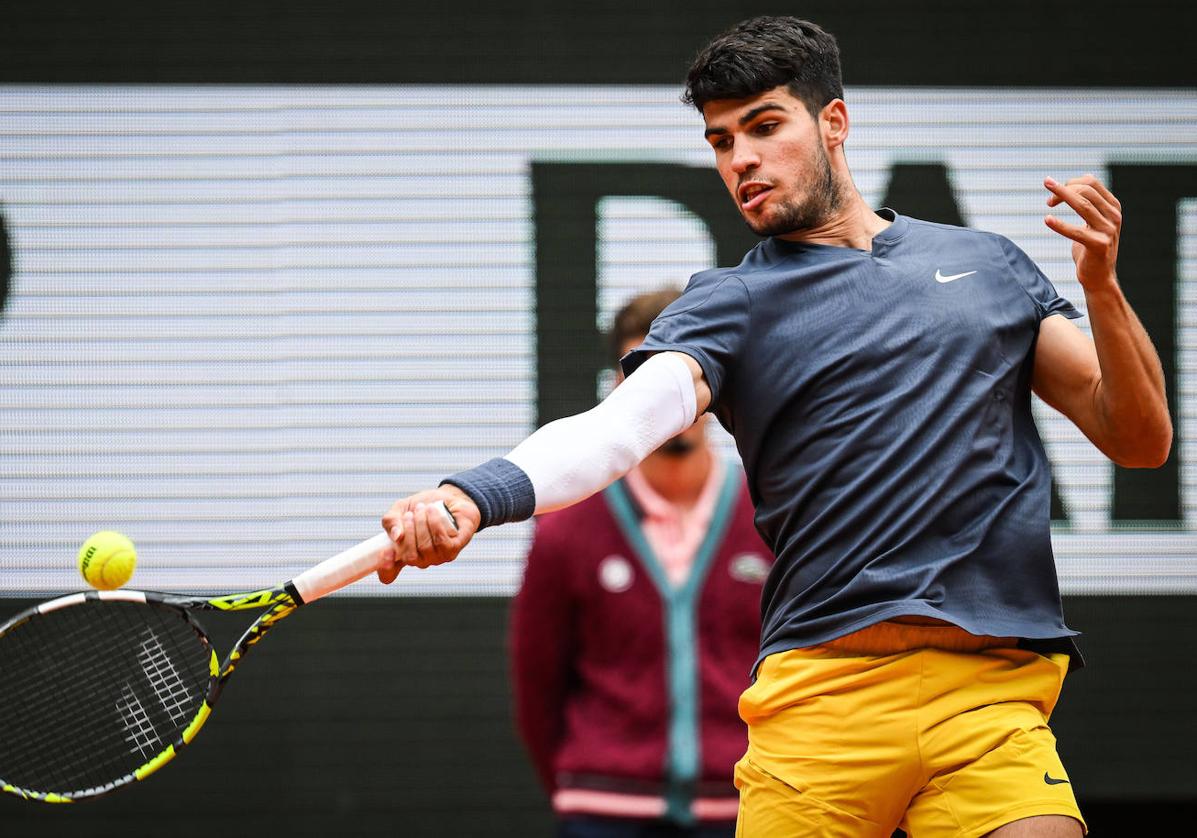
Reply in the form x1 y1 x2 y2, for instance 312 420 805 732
935 269 978 283
1043 772 1070 786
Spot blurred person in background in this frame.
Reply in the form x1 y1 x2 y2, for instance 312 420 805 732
509 287 773 838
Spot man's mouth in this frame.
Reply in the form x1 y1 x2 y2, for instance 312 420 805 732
739 181 773 211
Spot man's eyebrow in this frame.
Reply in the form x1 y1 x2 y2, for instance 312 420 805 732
739 102 789 125
703 102 790 139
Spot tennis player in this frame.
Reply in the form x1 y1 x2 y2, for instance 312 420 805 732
379 16 1170 838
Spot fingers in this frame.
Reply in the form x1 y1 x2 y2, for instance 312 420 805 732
1082 175 1120 211
1042 174 1122 288
1043 213 1111 249
1045 176 1120 240
374 536 403 585
397 507 422 566
411 503 437 564
378 489 479 579
1044 176 1121 229
407 501 462 567
376 561 402 585
381 502 411 563
1044 173 1120 211
428 501 459 547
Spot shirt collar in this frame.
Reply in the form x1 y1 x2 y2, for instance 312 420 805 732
623 454 725 526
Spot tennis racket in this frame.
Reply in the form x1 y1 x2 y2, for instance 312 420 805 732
0 501 455 803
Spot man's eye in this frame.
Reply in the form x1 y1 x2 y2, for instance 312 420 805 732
755 122 778 135
712 137 732 151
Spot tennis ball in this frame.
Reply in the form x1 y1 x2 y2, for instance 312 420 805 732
77 530 137 590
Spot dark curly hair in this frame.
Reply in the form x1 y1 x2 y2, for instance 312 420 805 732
683 16 843 117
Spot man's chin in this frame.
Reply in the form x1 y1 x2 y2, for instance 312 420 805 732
742 208 805 239
745 218 773 239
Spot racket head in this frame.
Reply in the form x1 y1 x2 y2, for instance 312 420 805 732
0 590 218 802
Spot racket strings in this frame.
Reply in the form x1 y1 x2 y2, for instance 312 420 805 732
6 608 175 741
0 604 155 792
135 625 195 726
3 606 173 761
1 609 168 783
0 600 213 796
5 603 207 793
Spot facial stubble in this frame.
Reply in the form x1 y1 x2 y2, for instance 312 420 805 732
743 141 844 238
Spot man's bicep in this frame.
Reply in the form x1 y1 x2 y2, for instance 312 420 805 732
661 350 713 415
1031 314 1102 437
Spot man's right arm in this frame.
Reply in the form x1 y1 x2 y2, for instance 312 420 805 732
379 351 710 577
671 351 712 413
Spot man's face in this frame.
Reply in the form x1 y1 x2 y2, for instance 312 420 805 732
702 85 842 237
618 337 708 456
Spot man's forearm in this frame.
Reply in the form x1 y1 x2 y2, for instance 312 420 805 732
443 352 698 527
1084 282 1171 466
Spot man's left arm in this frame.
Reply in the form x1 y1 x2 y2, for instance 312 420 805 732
1031 175 1172 468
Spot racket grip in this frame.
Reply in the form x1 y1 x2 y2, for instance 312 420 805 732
291 501 456 604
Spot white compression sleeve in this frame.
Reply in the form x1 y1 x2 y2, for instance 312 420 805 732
505 352 698 514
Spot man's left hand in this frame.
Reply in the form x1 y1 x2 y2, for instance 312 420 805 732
1043 174 1122 292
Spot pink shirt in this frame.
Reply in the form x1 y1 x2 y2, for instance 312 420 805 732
623 456 726 588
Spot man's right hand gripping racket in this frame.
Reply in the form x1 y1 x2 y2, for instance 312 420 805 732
0 502 456 803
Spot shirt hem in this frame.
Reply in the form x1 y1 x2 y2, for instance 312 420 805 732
755 604 1080 673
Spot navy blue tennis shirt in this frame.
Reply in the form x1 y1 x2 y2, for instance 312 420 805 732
622 211 1083 670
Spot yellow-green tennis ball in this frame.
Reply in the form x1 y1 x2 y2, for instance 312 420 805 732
77 531 137 590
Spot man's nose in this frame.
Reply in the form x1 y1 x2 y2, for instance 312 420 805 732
730 142 760 174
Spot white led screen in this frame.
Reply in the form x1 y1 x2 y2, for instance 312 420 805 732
1 86 1194 595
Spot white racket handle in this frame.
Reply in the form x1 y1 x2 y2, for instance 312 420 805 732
290 501 456 604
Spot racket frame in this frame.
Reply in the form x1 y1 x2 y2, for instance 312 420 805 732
0 585 298 802
1 503 453 803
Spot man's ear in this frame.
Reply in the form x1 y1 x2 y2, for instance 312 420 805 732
821 98 850 151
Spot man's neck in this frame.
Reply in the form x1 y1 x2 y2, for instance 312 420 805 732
776 194 891 251
637 446 714 508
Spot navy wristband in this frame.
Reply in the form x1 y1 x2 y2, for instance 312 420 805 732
440 457 536 530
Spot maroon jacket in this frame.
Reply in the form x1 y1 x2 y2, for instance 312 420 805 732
509 467 772 822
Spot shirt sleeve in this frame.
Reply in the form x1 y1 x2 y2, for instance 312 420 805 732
619 271 752 411
508 516 576 795
998 235 1082 321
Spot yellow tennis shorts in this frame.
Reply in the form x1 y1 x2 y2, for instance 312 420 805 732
734 620 1087 838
